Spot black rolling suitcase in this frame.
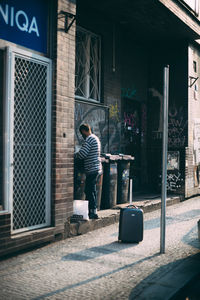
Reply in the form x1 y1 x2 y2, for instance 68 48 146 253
118 179 143 243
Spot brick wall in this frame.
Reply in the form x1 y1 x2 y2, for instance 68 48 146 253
0 213 11 246
186 43 200 197
102 24 122 153
0 0 77 257
0 211 55 257
52 0 76 235
185 146 196 197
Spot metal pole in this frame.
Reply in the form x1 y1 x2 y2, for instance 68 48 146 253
160 65 169 254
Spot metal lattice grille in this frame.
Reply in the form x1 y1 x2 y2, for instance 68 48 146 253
12 56 48 230
75 27 101 101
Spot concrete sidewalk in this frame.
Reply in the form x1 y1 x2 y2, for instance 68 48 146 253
0 196 200 300
67 193 182 237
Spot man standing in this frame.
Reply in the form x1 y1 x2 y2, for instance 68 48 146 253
75 124 102 219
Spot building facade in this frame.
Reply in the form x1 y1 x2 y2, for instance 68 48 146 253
1 0 200 256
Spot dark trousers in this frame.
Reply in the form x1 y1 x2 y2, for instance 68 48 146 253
85 172 98 211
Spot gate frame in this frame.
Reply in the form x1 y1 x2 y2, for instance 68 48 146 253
4 46 52 233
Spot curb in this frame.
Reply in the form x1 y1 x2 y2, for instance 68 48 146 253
169 272 200 300
131 253 200 300
66 195 182 238
66 212 120 238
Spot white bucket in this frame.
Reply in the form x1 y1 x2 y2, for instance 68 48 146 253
73 200 89 220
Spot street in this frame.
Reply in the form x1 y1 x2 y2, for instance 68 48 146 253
172 274 200 300
0 197 200 300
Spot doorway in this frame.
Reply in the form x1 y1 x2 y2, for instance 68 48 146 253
4 47 52 233
121 98 142 191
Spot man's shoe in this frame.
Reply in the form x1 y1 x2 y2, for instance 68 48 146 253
89 213 99 219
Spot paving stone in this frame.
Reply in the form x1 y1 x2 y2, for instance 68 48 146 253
0 196 200 300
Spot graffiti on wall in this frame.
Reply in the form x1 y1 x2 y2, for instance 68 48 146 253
109 122 121 153
149 88 187 147
109 102 120 121
120 96 142 154
121 87 137 99
167 171 183 191
109 102 121 153
167 151 183 191
123 111 139 133
75 101 109 153
168 105 187 148
159 151 183 192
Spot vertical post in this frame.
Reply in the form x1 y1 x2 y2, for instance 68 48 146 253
160 65 169 254
112 23 116 72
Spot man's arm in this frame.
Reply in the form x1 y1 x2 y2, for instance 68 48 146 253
76 139 92 159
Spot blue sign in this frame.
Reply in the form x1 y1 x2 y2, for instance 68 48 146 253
0 0 49 53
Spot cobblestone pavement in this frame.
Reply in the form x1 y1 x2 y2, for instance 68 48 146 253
0 197 200 300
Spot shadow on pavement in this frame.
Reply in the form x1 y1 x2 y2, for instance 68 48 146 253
62 241 139 261
32 252 161 300
170 273 200 300
129 252 200 300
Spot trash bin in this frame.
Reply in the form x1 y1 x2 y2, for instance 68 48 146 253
117 155 135 204
101 154 120 209
96 170 103 210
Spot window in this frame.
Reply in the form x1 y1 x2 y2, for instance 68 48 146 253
75 27 101 102
181 0 199 14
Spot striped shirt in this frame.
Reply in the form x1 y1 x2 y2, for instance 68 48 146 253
77 134 102 174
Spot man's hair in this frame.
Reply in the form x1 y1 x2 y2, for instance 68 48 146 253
79 124 91 133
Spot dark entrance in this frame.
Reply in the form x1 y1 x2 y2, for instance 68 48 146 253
121 98 142 191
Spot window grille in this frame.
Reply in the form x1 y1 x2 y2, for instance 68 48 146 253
5 48 51 232
75 27 101 102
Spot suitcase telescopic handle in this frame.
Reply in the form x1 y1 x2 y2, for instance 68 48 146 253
128 178 138 209
129 178 133 205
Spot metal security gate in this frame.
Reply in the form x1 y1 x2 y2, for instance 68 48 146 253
5 47 52 233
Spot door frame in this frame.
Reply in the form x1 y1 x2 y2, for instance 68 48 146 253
4 46 52 233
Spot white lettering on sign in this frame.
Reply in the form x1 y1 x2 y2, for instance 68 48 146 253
15 10 29 32
29 17 39 36
0 4 40 37
0 4 8 24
